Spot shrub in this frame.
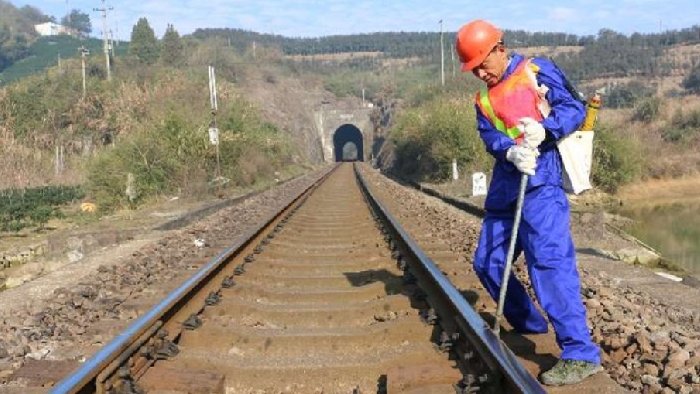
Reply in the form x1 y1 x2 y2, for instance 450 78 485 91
605 81 655 109
86 101 294 211
682 62 700 94
390 97 490 181
631 97 661 123
591 124 644 193
0 186 83 232
663 109 700 142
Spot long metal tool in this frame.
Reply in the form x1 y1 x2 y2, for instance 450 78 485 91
493 173 528 335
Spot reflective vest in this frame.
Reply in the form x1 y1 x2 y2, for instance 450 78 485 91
475 59 545 143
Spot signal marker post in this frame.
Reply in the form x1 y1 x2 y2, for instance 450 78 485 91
208 65 221 181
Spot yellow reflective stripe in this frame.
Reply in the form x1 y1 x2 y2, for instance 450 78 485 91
478 87 521 140
478 88 505 131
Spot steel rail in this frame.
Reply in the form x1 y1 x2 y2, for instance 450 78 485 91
354 164 545 394
50 165 338 394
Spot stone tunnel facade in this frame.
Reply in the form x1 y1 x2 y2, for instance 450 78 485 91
314 107 373 162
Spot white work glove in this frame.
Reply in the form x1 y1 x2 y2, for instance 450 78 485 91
506 145 538 176
517 117 546 149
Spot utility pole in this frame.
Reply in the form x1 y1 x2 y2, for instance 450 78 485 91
109 29 114 57
79 46 89 98
451 41 456 78
94 0 113 81
440 19 445 87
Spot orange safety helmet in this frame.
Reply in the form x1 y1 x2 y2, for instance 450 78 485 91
455 20 503 71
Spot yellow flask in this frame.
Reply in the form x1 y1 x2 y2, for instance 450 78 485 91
581 93 602 131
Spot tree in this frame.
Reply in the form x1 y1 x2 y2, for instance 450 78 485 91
129 17 159 64
61 9 92 37
161 24 183 65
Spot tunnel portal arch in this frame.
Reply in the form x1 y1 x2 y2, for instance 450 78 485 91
333 124 364 162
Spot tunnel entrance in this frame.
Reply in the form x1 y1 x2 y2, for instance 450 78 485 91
333 124 364 162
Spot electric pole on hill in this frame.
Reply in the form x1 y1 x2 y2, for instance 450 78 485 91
79 46 89 98
94 0 113 81
439 19 445 87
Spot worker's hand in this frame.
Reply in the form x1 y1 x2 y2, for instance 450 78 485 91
506 145 538 175
517 117 546 149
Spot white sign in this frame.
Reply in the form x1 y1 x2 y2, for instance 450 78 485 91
452 159 459 180
208 127 219 145
472 172 487 197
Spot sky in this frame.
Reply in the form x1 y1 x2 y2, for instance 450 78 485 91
10 0 700 41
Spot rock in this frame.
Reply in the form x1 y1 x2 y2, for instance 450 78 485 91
651 331 671 347
25 348 50 360
665 369 686 391
648 384 664 394
610 337 628 350
0 369 14 380
637 332 654 354
642 374 659 386
667 350 691 369
611 348 627 363
598 287 613 298
67 250 84 263
615 247 661 266
586 298 601 309
681 275 700 288
643 362 660 376
687 355 700 369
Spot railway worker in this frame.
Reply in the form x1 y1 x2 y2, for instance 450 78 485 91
455 19 602 386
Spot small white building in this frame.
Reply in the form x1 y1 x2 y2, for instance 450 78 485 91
34 22 74 37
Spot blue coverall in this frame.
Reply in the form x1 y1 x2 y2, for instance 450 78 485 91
473 53 601 364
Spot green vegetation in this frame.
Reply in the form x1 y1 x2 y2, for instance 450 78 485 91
0 35 127 84
60 9 91 37
161 24 184 65
591 124 644 193
0 186 84 232
0 1 50 71
129 18 159 64
683 62 700 94
603 80 657 109
389 92 491 181
664 108 700 142
1 6 700 219
632 97 661 123
86 101 293 211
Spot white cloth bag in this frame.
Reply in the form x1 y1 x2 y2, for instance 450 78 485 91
557 130 594 195
528 68 594 195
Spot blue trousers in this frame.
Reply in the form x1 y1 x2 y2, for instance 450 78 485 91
474 185 600 363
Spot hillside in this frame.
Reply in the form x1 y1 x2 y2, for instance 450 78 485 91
0 0 50 71
0 35 127 84
1 20 700 216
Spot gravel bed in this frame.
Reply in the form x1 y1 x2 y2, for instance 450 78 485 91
359 165 700 394
0 168 327 382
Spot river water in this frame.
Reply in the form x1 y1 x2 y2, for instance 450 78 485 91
616 201 700 274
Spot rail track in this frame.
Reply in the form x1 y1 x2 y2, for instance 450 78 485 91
43 163 624 393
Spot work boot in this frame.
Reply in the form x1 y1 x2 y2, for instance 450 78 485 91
540 359 603 386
